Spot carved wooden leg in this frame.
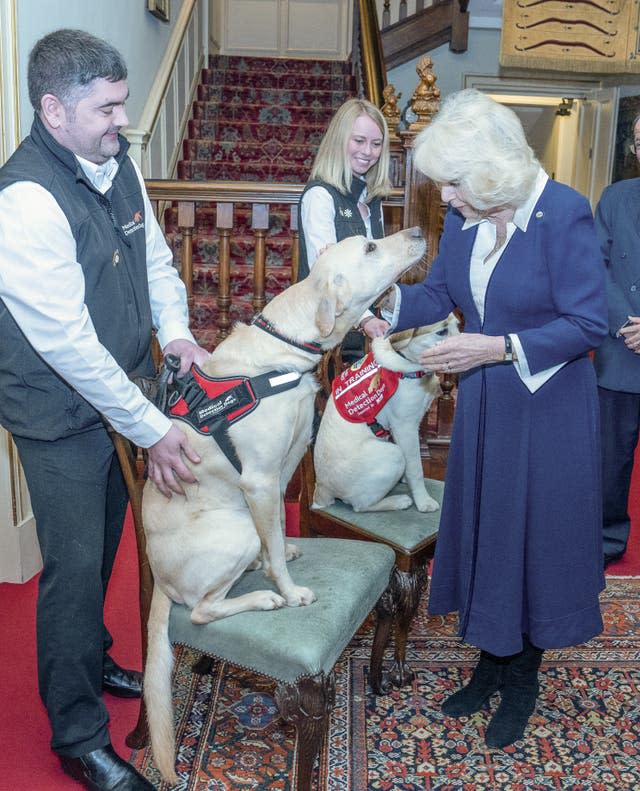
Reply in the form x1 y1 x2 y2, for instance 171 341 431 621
109 432 153 750
388 565 428 688
274 672 335 791
369 584 395 695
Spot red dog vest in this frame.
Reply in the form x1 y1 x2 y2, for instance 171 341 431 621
332 352 402 424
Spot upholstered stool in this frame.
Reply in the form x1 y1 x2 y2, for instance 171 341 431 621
157 537 395 790
300 457 443 693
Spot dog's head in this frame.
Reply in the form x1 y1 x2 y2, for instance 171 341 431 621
388 313 460 363
308 228 427 339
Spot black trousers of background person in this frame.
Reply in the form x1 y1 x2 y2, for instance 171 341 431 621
13 424 129 757
598 386 640 558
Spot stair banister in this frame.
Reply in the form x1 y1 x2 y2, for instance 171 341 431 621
125 0 207 178
355 0 387 107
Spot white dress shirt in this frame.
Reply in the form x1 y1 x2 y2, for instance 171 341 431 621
0 154 194 446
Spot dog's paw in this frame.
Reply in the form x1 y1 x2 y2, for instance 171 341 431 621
286 585 317 607
285 542 301 561
256 591 287 610
414 493 440 513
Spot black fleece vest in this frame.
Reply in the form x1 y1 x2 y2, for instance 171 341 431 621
297 176 384 281
0 115 155 440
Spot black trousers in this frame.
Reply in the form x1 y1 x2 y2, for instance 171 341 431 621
598 386 640 557
13 424 129 757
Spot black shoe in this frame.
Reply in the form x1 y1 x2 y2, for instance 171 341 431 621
103 656 143 699
59 745 154 790
604 552 624 569
485 637 544 749
442 650 504 717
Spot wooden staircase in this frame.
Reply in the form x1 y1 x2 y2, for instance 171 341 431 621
164 54 357 349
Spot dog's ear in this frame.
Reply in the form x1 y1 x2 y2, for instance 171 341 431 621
315 274 352 336
316 294 336 336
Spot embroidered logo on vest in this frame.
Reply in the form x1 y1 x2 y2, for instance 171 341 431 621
121 210 144 237
332 352 401 424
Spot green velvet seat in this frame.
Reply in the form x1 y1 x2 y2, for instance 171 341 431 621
300 454 443 692
168 537 395 791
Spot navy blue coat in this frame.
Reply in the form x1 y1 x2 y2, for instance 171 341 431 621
396 178 608 655
593 177 640 393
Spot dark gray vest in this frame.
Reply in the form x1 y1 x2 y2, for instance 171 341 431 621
0 115 155 439
297 176 384 281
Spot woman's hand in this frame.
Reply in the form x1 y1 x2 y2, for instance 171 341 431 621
420 333 506 373
360 316 390 339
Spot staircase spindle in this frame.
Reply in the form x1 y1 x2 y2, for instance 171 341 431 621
382 1 390 27
252 203 269 314
177 201 195 311
437 373 456 439
216 203 233 343
289 206 299 284
399 0 407 21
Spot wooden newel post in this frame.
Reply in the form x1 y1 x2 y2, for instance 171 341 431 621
400 56 442 280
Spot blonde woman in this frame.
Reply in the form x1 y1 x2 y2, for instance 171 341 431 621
298 98 392 352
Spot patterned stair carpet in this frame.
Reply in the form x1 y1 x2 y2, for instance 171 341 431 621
171 54 356 348
131 578 640 790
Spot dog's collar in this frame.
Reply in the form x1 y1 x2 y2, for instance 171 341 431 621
396 350 430 379
252 313 324 355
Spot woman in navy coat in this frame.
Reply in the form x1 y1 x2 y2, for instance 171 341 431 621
386 90 608 749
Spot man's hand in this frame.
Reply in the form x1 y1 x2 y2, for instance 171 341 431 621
619 317 640 354
163 338 210 376
147 424 201 498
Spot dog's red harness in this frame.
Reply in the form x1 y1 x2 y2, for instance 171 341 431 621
169 364 303 471
332 352 427 438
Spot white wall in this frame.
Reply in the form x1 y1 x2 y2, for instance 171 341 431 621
16 0 185 137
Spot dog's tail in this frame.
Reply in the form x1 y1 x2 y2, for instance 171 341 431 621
371 335 424 373
144 584 179 785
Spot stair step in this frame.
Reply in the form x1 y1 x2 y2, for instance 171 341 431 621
208 54 352 76
201 67 355 93
182 139 317 167
177 160 311 183
192 100 344 126
196 83 353 106
187 119 327 147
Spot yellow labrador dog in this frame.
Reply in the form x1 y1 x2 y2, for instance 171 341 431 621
313 313 459 513
142 227 426 783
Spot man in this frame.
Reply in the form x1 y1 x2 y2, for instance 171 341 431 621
0 29 209 790
594 113 640 568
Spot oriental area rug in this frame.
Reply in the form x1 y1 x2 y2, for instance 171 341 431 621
131 579 640 790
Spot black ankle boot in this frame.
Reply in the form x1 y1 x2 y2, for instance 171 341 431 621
442 650 504 717
485 636 544 749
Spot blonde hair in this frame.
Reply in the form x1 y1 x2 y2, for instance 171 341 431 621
413 89 540 210
310 98 392 200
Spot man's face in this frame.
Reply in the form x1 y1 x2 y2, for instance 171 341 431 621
52 78 129 164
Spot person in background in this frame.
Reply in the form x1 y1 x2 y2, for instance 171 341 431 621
0 29 209 791
593 113 640 568
298 97 393 357
382 89 608 749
